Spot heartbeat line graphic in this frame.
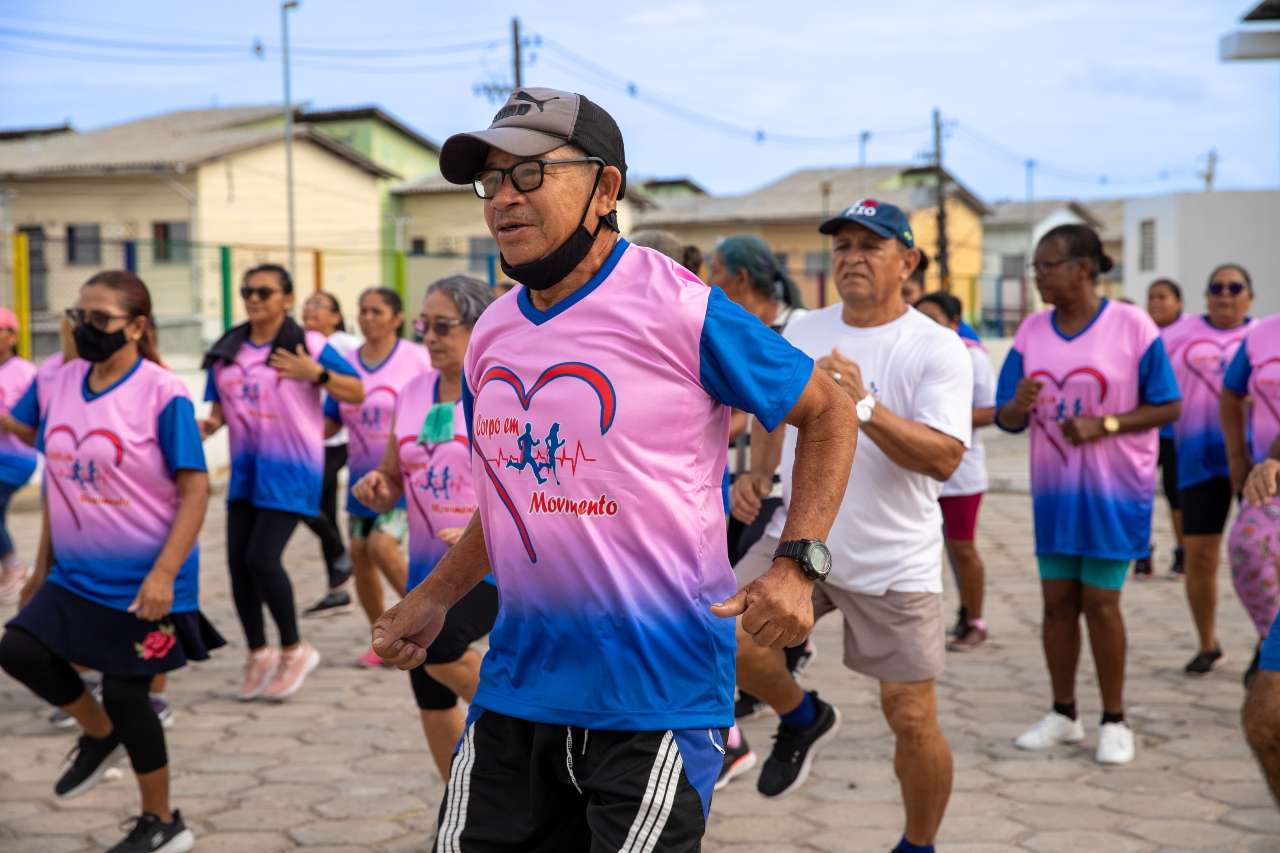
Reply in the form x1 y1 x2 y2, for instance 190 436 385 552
485 440 598 476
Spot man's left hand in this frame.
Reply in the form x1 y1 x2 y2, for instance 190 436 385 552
710 559 814 648
1061 415 1106 446
816 349 866 403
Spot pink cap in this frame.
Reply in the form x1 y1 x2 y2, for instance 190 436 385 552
0 308 17 331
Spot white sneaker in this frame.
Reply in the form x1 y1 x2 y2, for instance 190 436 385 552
1096 722 1135 765
1014 712 1086 750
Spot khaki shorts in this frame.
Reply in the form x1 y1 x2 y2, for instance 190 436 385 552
734 534 945 683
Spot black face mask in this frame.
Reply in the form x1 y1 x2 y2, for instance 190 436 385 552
500 167 618 292
74 322 129 363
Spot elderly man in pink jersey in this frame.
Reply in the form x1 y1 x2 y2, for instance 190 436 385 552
370 87 856 851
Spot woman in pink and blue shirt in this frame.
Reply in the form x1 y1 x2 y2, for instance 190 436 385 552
996 225 1180 766
0 306 37 601
201 264 362 702
1 270 220 852
354 275 495 781
1163 264 1253 675
324 287 431 667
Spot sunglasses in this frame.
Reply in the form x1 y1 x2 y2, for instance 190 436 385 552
240 286 282 302
472 157 604 199
1208 281 1247 296
413 316 464 338
65 307 131 331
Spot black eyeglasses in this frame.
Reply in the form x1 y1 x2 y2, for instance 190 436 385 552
413 316 464 338
240 286 282 302
472 157 604 199
65 307 130 331
1208 281 1247 296
1028 258 1080 275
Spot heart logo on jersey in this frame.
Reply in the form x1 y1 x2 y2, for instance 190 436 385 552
397 434 469 526
43 425 126 529
473 361 616 563
1181 338 1238 398
1251 358 1280 430
1028 367 1108 466
347 385 400 457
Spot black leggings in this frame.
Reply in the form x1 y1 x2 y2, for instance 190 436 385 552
228 501 302 650
0 627 166 773
302 443 349 589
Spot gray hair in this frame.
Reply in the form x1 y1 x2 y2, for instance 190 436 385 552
628 229 685 264
426 275 494 327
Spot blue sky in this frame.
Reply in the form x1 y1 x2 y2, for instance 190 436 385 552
1 0 1277 204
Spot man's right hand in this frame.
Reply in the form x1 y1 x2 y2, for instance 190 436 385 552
1011 377 1044 413
198 417 221 440
730 472 771 525
354 470 396 512
371 590 448 670
1243 458 1280 507
710 558 814 648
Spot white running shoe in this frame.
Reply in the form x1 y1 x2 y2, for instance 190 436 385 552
1014 712 1085 750
1096 722 1135 765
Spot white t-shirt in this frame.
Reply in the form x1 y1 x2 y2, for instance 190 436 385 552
766 305 972 595
941 338 996 497
324 330 362 448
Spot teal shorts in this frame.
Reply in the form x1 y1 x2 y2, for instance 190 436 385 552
1037 555 1129 590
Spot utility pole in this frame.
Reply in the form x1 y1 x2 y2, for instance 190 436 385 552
1024 158 1036 321
282 0 300 276
933 108 950 290
1201 147 1218 191
858 130 871 193
512 17 522 89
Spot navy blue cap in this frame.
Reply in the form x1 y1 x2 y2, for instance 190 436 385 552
818 198 914 248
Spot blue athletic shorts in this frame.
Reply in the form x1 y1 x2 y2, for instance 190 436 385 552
1262 612 1280 673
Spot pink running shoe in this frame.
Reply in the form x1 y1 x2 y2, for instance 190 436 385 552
238 647 280 701
356 646 386 669
0 564 32 603
262 642 320 700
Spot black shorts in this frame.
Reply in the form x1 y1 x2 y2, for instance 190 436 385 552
409 582 499 711
1159 437 1180 511
1180 476 1234 536
433 708 722 852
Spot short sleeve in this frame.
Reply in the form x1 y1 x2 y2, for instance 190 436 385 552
203 368 220 403
1224 338 1251 396
1137 337 1180 405
323 394 341 423
10 380 39 428
970 347 997 409
460 374 475 450
911 335 973 447
157 396 208 477
994 348 1027 433
318 344 359 377
698 288 814 431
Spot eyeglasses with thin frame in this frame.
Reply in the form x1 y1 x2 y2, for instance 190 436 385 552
65 307 130 331
1028 258 1080 276
240 285 282 302
413 316 465 338
472 157 604 200
1208 281 1247 296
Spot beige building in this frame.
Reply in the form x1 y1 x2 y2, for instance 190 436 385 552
634 164 989 314
0 105 393 359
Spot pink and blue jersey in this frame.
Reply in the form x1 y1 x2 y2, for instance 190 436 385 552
461 239 813 730
996 299 1180 560
394 369 487 591
1224 314 1280 462
324 339 432 518
1156 317 1184 441
12 358 207 611
1165 315 1252 489
205 331 357 517
0 355 37 489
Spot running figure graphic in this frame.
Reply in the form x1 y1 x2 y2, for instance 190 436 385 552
506 422 547 485
542 423 565 485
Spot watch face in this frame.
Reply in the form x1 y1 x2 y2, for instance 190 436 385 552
805 541 832 579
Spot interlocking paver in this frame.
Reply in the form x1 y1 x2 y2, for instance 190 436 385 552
1 479 1277 851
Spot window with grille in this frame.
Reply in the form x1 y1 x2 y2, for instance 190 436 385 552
152 221 191 263
1139 219 1156 271
66 224 102 266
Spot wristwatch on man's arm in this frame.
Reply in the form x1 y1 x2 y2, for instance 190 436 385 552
773 539 832 582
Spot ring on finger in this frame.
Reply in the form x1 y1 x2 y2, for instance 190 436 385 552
832 371 842 382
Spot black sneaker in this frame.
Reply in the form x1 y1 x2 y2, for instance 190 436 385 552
55 732 125 799
950 605 969 639
756 692 841 798
788 640 817 676
1133 551 1153 579
1170 547 1185 577
107 811 194 853
327 553 353 590
734 691 767 721
1245 642 1262 689
714 731 757 791
1185 646 1227 676
304 589 353 618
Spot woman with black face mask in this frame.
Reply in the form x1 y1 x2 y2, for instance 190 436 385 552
1 270 222 853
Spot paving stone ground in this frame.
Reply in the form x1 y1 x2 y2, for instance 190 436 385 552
2 476 1279 851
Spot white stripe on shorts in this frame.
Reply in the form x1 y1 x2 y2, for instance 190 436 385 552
620 730 684 853
438 723 476 853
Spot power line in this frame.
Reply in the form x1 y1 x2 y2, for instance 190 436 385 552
0 39 254 66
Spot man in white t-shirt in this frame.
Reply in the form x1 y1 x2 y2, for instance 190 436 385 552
730 198 971 853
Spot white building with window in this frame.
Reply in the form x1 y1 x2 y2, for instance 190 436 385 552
1122 189 1280 314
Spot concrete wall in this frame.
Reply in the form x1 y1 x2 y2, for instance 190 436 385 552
1123 190 1280 315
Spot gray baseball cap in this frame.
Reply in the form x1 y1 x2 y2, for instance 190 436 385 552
439 87 628 198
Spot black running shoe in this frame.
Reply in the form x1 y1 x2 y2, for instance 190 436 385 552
714 732 757 791
788 640 817 676
107 811 194 853
304 589 353 618
1133 552 1153 579
1171 547 1185 577
1245 642 1262 689
55 732 125 799
950 605 969 639
1185 646 1226 676
756 692 841 798
327 553 354 590
734 691 766 720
